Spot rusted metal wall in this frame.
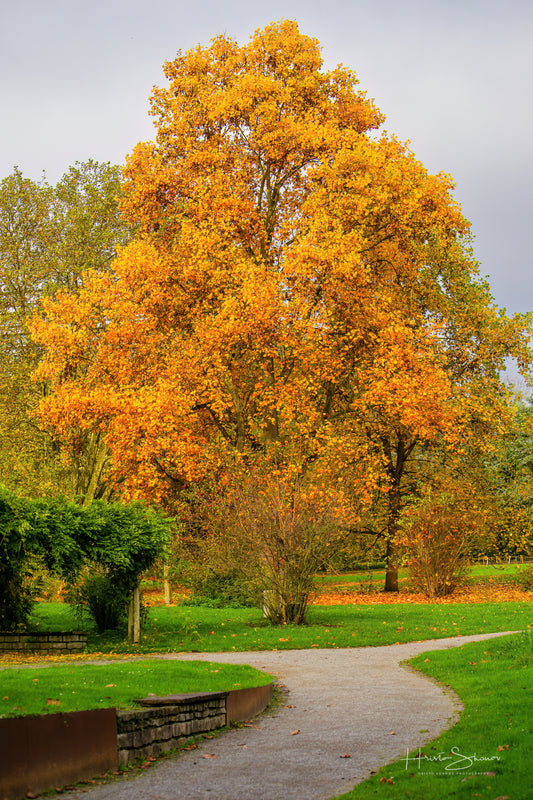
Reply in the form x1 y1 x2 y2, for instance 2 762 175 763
0 708 118 800
226 683 273 723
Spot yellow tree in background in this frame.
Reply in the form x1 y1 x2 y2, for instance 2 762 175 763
33 22 531 611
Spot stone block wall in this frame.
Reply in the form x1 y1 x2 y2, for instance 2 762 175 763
0 684 273 794
116 693 227 766
0 632 87 655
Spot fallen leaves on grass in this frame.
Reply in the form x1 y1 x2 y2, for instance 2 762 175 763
0 650 123 666
310 584 533 605
143 588 190 606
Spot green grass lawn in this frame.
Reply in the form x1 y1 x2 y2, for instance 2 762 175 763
4 594 533 795
0 658 272 718
335 631 533 800
314 571 386 584
26 599 533 654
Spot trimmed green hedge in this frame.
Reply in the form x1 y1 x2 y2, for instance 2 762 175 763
0 485 171 630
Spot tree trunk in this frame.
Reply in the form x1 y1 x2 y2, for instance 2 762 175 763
380 432 417 593
133 585 141 643
81 435 109 506
384 538 399 592
384 476 402 593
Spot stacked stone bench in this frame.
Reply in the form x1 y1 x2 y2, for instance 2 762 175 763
118 684 273 765
117 692 227 766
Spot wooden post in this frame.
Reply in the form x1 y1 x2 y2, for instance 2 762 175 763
128 583 141 644
133 583 141 644
163 563 172 605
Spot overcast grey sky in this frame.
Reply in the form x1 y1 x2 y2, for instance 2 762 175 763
2 0 532 381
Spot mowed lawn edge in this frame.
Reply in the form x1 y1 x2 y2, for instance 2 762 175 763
0 658 273 718
10 599 531 657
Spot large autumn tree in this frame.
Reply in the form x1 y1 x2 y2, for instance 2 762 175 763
33 21 531 611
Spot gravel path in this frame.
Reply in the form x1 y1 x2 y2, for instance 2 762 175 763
58 632 514 800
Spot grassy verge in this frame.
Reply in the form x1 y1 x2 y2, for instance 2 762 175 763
315 571 389 585
20 600 533 655
315 563 527 589
334 631 533 800
0 659 272 718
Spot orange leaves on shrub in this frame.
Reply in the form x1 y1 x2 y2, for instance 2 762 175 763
396 501 476 599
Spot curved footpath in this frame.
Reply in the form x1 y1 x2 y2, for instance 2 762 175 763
59 632 514 800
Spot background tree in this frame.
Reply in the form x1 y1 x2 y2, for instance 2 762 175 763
0 169 54 492
0 161 130 499
33 21 532 615
482 399 533 558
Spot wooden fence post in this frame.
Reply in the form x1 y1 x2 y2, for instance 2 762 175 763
128 582 141 644
133 583 140 644
163 563 172 605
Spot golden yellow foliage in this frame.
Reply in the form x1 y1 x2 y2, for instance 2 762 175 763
32 21 531 525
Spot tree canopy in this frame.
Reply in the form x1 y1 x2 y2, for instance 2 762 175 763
31 22 532 607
